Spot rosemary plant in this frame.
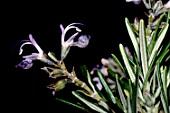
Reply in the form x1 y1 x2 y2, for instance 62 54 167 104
16 0 170 113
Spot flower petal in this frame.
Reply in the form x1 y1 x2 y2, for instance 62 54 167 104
16 59 33 69
22 53 39 60
29 34 43 54
72 35 91 48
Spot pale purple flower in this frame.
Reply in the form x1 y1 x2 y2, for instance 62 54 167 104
93 77 103 90
19 34 43 57
16 58 33 69
16 34 54 69
90 65 108 76
126 0 141 5
92 76 116 91
90 60 117 91
101 58 125 77
60 23 90 60
72 35 91 48
101 58 118 73
91 66 116 91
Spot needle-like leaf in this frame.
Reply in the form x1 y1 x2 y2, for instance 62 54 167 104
119 44 136 83
97 70 116 104
125 18 139 59
116 74 127 112
72 91 108 113
139 19 148 78
149 23 169 65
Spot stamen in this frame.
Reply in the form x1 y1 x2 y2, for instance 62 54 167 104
19 42 32 55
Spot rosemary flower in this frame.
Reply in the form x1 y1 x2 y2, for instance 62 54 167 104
60 23 91 60
16 34 54 69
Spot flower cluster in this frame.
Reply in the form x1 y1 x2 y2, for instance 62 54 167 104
16 23 91 69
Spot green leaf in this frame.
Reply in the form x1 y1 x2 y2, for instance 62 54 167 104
148 13 165 54
55 97 90 113
153 87 161 100
125 18 139 59
139 19 148 78
157 44 170 63
142 65 153 97
166 11 170 24
138 88 145 103
115 97 124 111
111 54 125 73
81 65 89 78
167 67 170 87
143 50 160 94
116 74 127 111
133 53 144 89
127 93 132 113
128 56 137 68
131 66 139 113
76 90 110 111
81 65 95 91
143 23 169 93
108 69 129 91
48 52 58 62
149 23 169 65
119 44 136 83
157 64 169 113
72 91 108 113
128 80 133 101
80 65 107 102
97 70 116 104
160 66 168 101
151 65 158 94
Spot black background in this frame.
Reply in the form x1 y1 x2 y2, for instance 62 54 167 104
2 0 168 113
